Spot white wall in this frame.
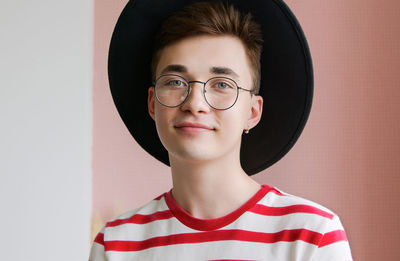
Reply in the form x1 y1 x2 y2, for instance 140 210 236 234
0 0 93 260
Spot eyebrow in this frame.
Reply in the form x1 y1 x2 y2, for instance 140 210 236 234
159 64 187 75
210 66 239 78
159 64 239 79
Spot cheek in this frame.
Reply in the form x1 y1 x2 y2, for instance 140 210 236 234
153 105 179 138
153 105 169 132
153 108 174 150
218 110 246 136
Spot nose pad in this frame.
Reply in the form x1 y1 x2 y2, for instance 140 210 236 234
180 82 210 112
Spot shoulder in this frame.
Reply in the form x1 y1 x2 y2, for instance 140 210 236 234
89 193 170 259
256 185 351 257
104 192 169 231
254 185 343 235
260 185 337 217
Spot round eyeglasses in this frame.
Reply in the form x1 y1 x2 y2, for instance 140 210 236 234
153 74 254 110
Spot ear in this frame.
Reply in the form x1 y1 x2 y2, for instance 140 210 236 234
247 95 263 130
148 86 156 121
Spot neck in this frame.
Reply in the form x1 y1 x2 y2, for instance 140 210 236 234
169 152 261 219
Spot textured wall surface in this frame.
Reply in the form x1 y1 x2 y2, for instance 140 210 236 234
254 1 400 260
0 0 93 260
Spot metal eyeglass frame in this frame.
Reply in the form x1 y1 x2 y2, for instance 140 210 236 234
152 74 255 110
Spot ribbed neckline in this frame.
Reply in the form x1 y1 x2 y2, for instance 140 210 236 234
164 184 272 231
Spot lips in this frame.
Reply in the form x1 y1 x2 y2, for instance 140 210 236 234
174 122 215 131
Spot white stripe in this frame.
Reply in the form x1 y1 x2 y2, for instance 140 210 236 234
311 241 353 261
262 190 335 215
105 240 318 261
107 197 169 222
89 242 106 261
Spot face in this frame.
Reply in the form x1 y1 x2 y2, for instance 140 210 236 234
148 35 263 164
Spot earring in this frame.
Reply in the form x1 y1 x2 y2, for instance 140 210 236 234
244 129 249 134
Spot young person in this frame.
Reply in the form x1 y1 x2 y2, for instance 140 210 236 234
90 1 353 260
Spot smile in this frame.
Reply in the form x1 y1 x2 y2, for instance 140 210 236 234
175 126 214 133
174 122 215 133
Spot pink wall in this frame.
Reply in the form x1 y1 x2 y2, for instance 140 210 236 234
92 0 172 233
93 0 400 260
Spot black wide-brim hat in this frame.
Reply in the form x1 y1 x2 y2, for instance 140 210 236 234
109 0 313 175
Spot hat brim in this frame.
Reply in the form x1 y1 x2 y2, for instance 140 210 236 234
108 0 313 175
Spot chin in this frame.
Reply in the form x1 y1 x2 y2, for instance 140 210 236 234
169 147 219 163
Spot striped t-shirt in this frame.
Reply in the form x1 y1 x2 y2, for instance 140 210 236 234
89 184 352 260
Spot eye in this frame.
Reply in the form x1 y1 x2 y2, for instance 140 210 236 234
161 77 188 88
168 80 184 86
210 79 235 90
216 82 229 89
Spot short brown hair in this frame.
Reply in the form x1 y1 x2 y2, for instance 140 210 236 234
151 1 264 94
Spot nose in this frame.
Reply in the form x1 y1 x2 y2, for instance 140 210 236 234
180 82 210 113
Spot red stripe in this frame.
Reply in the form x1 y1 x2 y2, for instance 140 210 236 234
250 204 334 219
261 184 285 196
94 232 104 246
165 185 271 231
104 229 322 252
318 230 348 247
107 210 173 227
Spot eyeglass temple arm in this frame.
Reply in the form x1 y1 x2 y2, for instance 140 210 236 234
238 86 255 94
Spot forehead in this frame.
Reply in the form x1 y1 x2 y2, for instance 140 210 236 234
156 35 252 84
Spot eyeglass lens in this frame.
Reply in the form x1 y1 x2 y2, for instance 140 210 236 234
155 75 238 110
